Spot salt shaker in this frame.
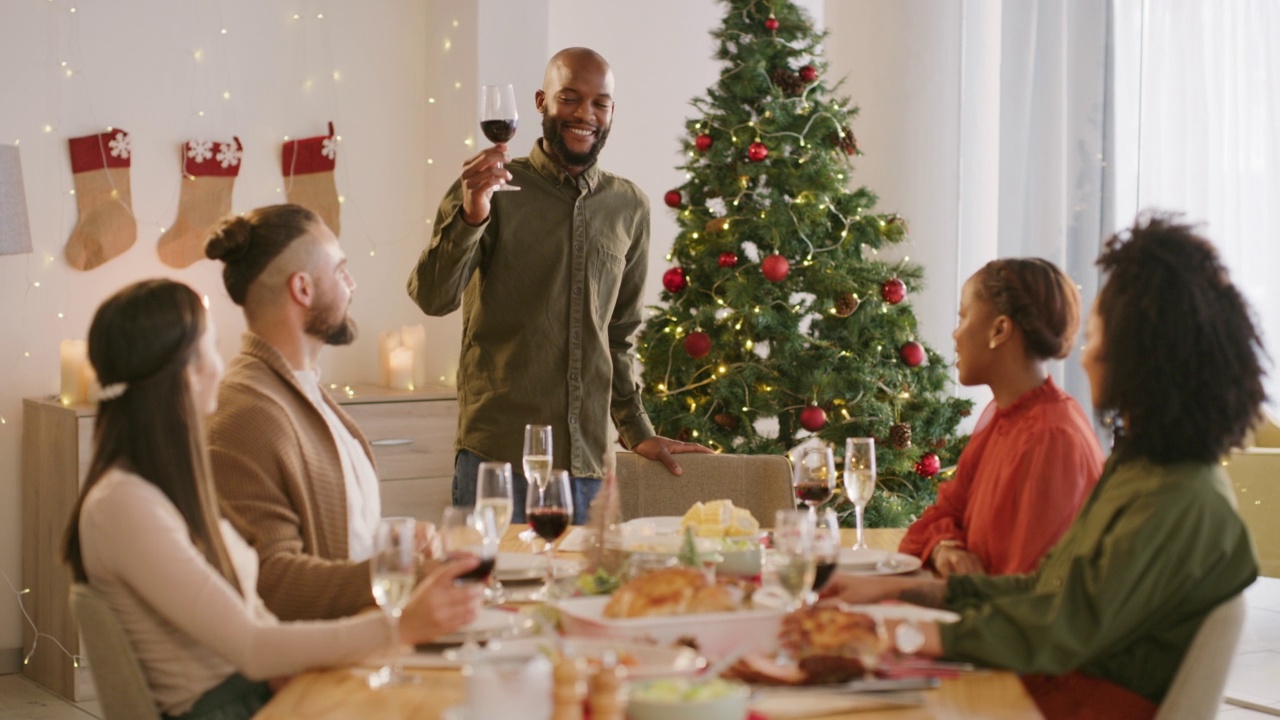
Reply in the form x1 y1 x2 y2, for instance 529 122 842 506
587 650 627 720
551 652 586 720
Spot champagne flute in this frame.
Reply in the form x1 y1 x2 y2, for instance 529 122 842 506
519 424 554 543
369 516 421 687
475 461 514 603
794 446 836 514
810 508 841 599
480 83 520 191
771 509 817 612
844 437 877 550
440 506 501 657
526 469 573 602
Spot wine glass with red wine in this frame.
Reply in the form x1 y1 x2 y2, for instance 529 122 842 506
480 83 520 191
440 506 500 655
526 469 573 601
794 446 836 514
810 508 841 601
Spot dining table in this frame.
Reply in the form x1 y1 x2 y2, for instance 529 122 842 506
253 526 1045 720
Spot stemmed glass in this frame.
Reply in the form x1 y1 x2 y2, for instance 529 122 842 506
526 469 573 601
369 516 421 687
810 508 841 601
844 437 877 550
440 506 501 657
475 462 514 603
771 509 817 611
794 446 836 515
480 83 520 191
519 424 554 543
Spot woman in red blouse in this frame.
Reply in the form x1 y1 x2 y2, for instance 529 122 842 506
899 258 1104 577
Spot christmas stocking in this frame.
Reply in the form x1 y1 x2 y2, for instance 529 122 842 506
282 122 340 236
158 137 242 268
65 129 136 270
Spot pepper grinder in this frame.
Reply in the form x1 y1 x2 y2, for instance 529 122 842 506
551 652 586 720
587 650 627 720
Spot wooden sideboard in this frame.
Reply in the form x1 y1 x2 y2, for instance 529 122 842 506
21 383 458 701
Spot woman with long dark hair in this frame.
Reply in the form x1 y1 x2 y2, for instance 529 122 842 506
65 279 481 720
824 213 1265 719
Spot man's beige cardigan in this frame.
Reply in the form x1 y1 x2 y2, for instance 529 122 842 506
208 333 376 621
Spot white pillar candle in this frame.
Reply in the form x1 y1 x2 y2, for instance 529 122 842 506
60 339 89 405
387 346 414 391
400 324 428 388
377 329 401 388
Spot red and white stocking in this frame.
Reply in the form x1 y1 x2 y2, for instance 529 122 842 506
282 122 340 236
65 129 136 270
158 137 242 268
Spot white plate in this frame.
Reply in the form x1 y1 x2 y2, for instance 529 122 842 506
839 602 960 624
838 552 923 576
556 595 786 659
620 516 685 536
837 547 888 569
404 636 706 677
432 608 532 644
494 552 545 582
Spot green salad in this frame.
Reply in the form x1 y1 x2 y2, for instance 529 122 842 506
631 678 745 702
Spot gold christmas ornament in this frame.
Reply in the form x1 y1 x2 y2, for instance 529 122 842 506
705 217 730 233
738 175 751 189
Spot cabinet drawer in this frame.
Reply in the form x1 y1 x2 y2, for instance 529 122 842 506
380 476 453 524
342 400 457 481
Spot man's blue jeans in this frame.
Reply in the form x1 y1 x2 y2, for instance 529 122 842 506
451 449 600 525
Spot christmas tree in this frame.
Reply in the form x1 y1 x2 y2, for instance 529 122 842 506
636 0 972 527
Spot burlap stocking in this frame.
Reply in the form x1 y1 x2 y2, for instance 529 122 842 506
282 122 340 236
65 129 136 270
158 137 242 268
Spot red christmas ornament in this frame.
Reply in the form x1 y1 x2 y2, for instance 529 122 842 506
684 332 712 359
915 452 941 478
761 254 790 282
764 16 779 31
695 134 713 152
799 65 818 83
662 267 687 293
799 405 827 432
900 341 926 367
663 189 683 208
880 277 907 305
718 252 739 268
747 142 769 162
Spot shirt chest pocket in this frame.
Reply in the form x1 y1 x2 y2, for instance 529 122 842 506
586 246 626 328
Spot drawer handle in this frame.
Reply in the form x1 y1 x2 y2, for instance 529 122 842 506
370 438 415 447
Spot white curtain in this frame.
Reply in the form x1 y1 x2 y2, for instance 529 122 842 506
1111 0 1280 414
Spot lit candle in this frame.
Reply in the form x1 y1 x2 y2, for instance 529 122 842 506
60 339 88 405
400 324 428 388
388 346 414 391
377 329 401 388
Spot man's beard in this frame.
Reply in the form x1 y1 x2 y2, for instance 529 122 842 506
305 297 358 346
542 113 611 168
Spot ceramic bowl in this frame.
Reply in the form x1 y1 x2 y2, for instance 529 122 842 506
625 678 751 720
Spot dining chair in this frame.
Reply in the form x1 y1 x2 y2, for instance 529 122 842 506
613 450 794 523
1153 593 1246 720
69 583 161 720
1228 410 1280 577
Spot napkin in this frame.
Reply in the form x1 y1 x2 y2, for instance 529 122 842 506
555 526 594 553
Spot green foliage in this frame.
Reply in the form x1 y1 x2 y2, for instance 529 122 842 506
637 0 973 527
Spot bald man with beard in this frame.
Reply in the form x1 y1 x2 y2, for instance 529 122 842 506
409 48 710 524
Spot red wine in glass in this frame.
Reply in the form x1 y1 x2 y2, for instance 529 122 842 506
480 119 518 144
795 482 834 504
529 508 571 542
480 84 520 191
812 560 838 590
456 555 497 583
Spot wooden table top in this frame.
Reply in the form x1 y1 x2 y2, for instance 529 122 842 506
254 527 1044 720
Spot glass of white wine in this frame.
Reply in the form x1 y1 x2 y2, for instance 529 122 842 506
519 424 553 543
475 462 513 603
772 509 817 611
844 437 877 550
369 516 420 688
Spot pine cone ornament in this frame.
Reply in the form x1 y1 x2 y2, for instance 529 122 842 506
706 217 730 233
890 423 913 450
676 427 693 442
831 126 859 155
714 412 739 430
771 68 805 97
834 291 859 317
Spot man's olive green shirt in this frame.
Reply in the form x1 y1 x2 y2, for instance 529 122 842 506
408 140 655 478
939 454 1258 703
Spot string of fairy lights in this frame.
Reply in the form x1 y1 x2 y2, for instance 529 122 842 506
3 0 476 669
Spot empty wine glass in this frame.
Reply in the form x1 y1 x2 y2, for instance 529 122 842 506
519 424 553 543
441 506 500 657
771 509 817 611
794 446 836 514
526 469 573 601
480 83 520 191
475 462 513 603
844 437 877 550
369 516 421 687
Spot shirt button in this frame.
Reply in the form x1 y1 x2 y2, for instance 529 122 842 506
572 330 580 339
573 286 582 296
569 416 578 425
575 243 583 253
570 372 578 381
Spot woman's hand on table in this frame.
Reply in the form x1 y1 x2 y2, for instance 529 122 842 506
931 545 985 578
399 555 484 645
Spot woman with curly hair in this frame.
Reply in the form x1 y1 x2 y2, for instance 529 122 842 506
898 258 1104 577
826 213 1265 719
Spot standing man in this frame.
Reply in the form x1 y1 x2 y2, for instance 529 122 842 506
206 204 475 622
409 47 709 522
